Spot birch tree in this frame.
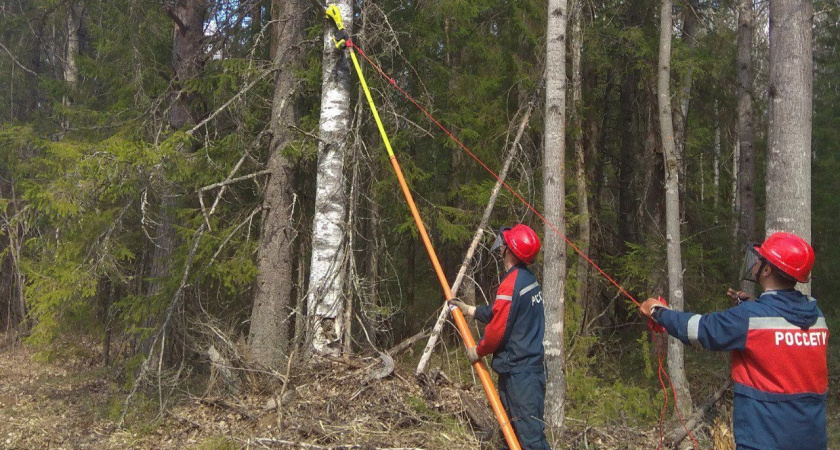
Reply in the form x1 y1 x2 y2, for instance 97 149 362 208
767 0 813 292
249 0 308 368
307 0 353 356
657 0 692 416
544 0 567 430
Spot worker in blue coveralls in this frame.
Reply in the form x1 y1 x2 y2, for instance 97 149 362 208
449 224 551 450
640 232 829 450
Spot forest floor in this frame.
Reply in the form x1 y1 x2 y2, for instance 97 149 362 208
0 338 674 450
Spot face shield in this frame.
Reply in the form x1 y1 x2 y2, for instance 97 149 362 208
740 244 766 284
490 227 511 255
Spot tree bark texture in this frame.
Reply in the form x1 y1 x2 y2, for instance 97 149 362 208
658 0 693 416
63 2 84 100
544 0 567 430
169 0 206 130
145 0 206 345
306 0 353 356
249 0 308 369
736 0 756 256
767 0 813 293
570 0 593 327
673 0 698 207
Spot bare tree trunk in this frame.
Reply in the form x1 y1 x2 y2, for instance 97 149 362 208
736 0 756 261
545 0 568 431
617 70 639 247
143 0 206 360
713 101 721 211
168 0 206 130
248 0 308 369
673 0 699 208
658 0 692 416
570 0 591 328
306 0 353 356
62 1 84 130
767 0 813 293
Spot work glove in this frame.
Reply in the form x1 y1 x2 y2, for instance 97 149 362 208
726 288 754 305
448 298 476 319
466 345 481 364
640 297 669 333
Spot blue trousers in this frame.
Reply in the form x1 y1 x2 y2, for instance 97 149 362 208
498 371 551 450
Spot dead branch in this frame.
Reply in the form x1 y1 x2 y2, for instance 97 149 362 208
241 437 424 450
667 380 732 447
289 125 328 143
0 42 37 76
163 5 189 35
387 329 430 357
415 77 544 375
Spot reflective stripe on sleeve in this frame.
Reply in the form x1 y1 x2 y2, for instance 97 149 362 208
687 314 702 346
519 282 540 297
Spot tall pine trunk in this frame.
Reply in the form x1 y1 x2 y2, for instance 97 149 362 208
767 0 813 292
544 0 567 431
306 0 353 356
736 0 756 269
657 0 692 416
248 0 308 369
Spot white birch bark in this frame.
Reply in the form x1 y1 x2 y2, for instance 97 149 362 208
544 0 567 430
307 0 353 356
658 0 693 416
767 0 813 293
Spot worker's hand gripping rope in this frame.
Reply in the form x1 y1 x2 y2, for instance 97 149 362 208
641 296 669 334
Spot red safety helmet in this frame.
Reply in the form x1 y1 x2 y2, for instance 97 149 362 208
491 224 541 264
753 232 815 283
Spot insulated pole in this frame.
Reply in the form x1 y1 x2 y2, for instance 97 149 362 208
321 6 521 450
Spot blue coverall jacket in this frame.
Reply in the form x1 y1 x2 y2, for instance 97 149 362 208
475 263 550 450
653 289 829 450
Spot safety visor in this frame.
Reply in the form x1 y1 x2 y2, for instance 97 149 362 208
740 243 764 283
490 226 512 252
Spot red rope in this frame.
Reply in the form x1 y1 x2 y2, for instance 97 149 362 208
347 39 699 448
348 40 639 306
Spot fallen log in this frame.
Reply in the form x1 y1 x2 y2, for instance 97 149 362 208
667 380 732 447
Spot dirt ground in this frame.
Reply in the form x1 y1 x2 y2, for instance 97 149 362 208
0 343 672 449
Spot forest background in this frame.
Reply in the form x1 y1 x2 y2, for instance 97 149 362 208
0 0 837 448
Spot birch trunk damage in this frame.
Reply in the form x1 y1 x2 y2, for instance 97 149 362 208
306 0 353 356
767 0 813 293
658 0 692 416
544 0 567 430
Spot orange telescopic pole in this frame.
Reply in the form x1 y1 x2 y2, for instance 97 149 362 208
320 8 520 448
